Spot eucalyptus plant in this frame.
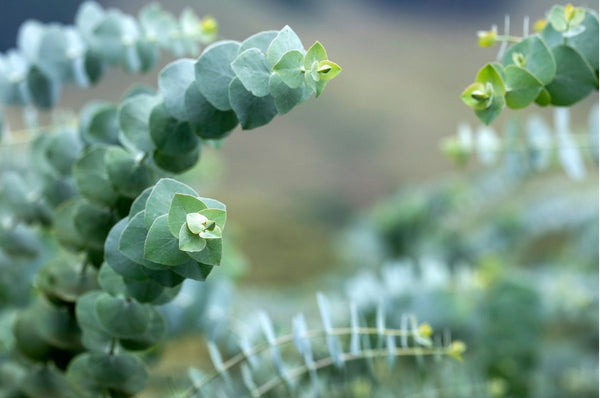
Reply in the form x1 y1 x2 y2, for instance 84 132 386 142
462 4 598 124
0 1 342 397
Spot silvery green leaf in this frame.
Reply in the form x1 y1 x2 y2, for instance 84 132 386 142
195 41 241 111
476 125 500 165
563 24 586 38
266 26 304 67
589 103 599 162
259 312 285 376
17 20 44 61
525 115 552 170
457 123 474 153
158 58 196 120
386 335 397 369
555 108 586 180
292 313 310 355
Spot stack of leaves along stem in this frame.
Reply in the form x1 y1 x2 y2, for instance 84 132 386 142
462 4 598 125
0 2 341 397
182 294 466 397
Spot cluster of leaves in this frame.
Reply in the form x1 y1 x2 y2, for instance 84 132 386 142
340 170 597 397
462 4 598 125
0 1 217 109
0 4 341 398
442 103 598 180
181 294 462 398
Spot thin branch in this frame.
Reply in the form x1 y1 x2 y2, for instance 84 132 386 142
181 327 429 398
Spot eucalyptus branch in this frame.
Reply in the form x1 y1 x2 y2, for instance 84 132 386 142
182 326 457 398
254 346 455 397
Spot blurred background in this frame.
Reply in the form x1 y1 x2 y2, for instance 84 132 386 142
0 1 598 397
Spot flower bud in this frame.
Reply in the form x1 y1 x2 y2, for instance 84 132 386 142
477 26 498 47
534 18 547 32
201 16 218 35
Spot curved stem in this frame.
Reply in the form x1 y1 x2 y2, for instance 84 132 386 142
181 327 429 398
255 346 450 396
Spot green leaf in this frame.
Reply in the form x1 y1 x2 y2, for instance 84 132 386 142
144 178 198 229
179 224 207 252
158 58 196 120
118 94 160 154
123 277 166 303
267 26 304 67
186 212 208 234
129 187 152 217
304 41 327 70
73 145 119 207
239 30 278 54
54 199 86 251
26 66 61 109
229 77 277 129
231 48 272 97
273 50 305 88
153 146 201 173
149 103 200 156
461 82 491 110
199 208 227 230
98 262 128 297
119 211 166 270
475 94 505 125
167 193 207 237
504 65 544 109
45 130 83 176
141 267 184 287
566 11 599 71
171 261 213 281
67 352 148 395
186 237 222 266
105 146 156 199
317 60 342 81
79 102 119 145
304 70 327 97
269 73 311 115
13 305 54 361
22 362 76 398
503 36 556 85
548 5 568 32
94 293 151 339
73 200 116 251
37 257 99 304
144 214 191 265
195 40 241 111
185 81 239 140
75 290 111 351
119 308 166 351
198 197 226 210
534 87 551 106
545 45 596 106
475 63 506 95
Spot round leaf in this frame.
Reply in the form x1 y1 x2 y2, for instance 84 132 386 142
545 45 597 105
149 103 200 156
118 94 160 154
231 48 272 97
95 293 151 339
229 77 277 129
503 36 556 85
195 40 241 111
158 58 196 120
144 214 191 265
504 65 544 109
185 81 238 139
